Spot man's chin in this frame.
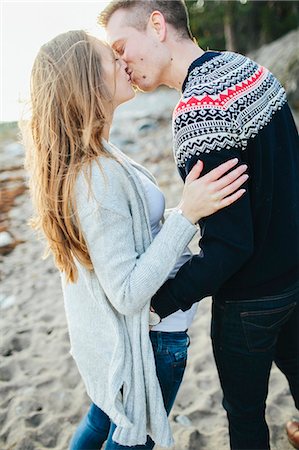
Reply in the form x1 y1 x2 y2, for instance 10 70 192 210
131 76 156 93
132 83 156 93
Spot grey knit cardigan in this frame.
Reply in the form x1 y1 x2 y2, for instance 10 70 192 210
60 140 197 447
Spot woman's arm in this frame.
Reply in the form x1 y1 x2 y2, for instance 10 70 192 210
75 157 247 316
79 205 196 316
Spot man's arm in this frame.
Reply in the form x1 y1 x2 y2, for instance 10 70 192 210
151 148 254 318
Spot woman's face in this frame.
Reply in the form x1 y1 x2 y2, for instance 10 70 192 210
92 38 135 109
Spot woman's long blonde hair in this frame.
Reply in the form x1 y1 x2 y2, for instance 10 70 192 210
22 30 115 283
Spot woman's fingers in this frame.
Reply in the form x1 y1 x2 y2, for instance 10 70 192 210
219 188 246 208
185 160 204 183
181 158 248 221
218 173 249 198
213 164 247 190
203 158 239 182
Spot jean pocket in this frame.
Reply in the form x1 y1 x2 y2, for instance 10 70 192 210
241 302 296 352
171 349 188 383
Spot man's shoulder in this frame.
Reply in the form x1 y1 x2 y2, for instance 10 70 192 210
172 50 287 169
181 51 262 101
173 48 286 136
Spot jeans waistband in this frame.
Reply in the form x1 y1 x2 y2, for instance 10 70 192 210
149 330 189 351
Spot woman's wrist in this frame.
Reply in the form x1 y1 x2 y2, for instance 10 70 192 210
175 203 199 226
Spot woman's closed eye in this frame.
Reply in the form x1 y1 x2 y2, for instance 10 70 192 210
112 50 122 64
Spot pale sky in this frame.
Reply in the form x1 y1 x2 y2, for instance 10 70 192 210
1 1 110 122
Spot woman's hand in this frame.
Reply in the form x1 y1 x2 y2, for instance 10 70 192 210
177 158 248 224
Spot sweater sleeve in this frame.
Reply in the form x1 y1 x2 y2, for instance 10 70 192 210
151 135 254 319
75 159 198 316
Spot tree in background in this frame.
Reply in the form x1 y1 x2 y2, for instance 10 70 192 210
186 0 299 53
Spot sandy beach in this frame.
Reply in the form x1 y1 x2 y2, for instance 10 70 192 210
0 88 297 450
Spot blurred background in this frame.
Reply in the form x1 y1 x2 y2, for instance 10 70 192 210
188 0 299 111
0 2 299 450
189 0 299 53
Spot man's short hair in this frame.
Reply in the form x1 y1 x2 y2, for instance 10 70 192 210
98 0 193 40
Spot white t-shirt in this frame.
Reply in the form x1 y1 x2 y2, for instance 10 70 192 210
135 168 198 332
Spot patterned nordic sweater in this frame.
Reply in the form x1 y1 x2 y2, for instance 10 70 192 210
152 51 299 318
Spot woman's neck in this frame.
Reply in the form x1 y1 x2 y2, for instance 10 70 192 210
102 123 110 141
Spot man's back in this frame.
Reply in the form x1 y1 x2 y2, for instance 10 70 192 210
217 98 299 300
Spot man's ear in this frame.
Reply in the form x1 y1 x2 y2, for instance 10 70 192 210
148 11 167 41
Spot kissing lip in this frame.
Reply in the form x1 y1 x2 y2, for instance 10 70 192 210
126 68 133 81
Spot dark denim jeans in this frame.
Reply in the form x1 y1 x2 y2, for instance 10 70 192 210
69 330 190 450
211 281 299 450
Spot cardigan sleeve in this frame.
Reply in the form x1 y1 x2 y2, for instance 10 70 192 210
74 158 197 316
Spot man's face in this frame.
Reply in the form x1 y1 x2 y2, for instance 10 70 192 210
105 9 167 92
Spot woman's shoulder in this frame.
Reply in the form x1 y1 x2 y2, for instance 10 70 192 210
74 155 132 217
77 155 127 190
92 153 127 177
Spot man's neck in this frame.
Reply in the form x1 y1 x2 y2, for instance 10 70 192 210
162 40 205 91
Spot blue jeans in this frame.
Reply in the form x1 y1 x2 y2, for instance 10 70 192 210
69 330 190 450
211 281 299 450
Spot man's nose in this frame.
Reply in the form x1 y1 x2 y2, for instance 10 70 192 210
121 59 130 73
121 57 128 67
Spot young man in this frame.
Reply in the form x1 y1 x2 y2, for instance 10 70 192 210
99 1 299 449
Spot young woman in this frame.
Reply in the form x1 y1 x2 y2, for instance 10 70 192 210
23 30 248 450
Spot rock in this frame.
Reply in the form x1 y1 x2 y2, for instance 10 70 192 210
0 183 27 213
14 436 37 450
0 362 14 382
14 398 43 416
0 335 30 357
0 230 23 256
175 428 206 450
25 412 44 428
175 414 192 427
35 419 61 448
286 58 299 109
0 293 16 310
249 28 299 112
0 231 14 247
136 118 158 134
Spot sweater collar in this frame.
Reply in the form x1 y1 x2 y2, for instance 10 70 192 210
182 51 221 92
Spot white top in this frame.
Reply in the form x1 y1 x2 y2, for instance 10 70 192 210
134 168 198 332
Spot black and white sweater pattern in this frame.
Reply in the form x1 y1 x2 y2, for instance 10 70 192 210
173 52 287 168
